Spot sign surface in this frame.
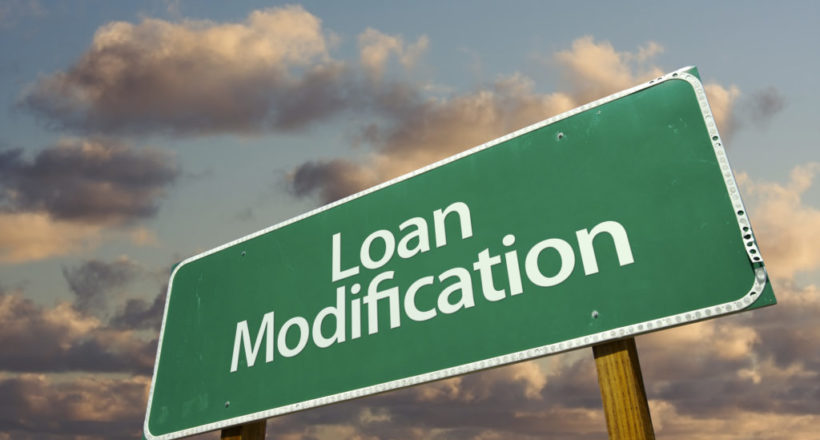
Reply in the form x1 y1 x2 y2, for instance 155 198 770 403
145 67 775 439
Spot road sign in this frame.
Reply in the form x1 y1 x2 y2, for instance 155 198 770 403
145 66 775 439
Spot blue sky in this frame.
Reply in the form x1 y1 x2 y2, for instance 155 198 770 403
1 1 819 439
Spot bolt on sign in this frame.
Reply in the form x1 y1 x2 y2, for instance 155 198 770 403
144 66 775 439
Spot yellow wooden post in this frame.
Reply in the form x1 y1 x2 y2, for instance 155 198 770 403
221 420 266 440
593 337 655 440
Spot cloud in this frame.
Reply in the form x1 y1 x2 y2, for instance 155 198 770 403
634 275 820 422
128 226 159 246
62 257 140 315
737 162 820 279
290 37 673 203
553 36 664 103
19 6 346 135
648 400 820 440
706 85 785 140
109 287 166 331
0 292 156 374
358 28 429 80
289 73 578 202
288 37 756 205
289 159 380 204
704 83 741 139
0 212 101 263
0 137 177 263
750 280 820 374
0 373 148 440
744 87 786 127
0 138 178 224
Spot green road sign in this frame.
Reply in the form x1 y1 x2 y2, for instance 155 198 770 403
145 66 775 439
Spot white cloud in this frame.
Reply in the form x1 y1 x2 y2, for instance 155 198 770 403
21 5 344 134
738 163 820 279
0 212 101 263
554 36 664 103
705 82 741 138
358 28 429 80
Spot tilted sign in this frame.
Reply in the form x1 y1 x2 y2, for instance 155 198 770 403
145 66 775 439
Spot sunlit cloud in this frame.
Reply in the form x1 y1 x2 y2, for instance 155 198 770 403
0 212 101 263
20 6 345 135
704 82 741 139
0 373 148 439
358 28 429 81
128 226 160 247
553 36 664 103
0 291 156 374
738 162 820 279
649 399 820 440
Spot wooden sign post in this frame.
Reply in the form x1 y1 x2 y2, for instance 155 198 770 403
221 421 266 440
593 338 655 439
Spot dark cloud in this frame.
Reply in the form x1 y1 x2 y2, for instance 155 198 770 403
62 258 140 315
109 289 165 331
288 159 371 203
0 138 178 224
19 7 350 136
267 63 353 132
0 374 147 440
0 293 156 374
719 86 786 139
745 87 786 127
289 75 579 203
638 280 820 419
740 281 820 372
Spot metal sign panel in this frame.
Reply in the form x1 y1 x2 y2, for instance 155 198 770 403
145 67 775 439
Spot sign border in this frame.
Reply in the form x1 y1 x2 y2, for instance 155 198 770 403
145 66 770 439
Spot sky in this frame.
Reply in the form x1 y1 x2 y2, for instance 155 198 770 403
0 0 819 439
